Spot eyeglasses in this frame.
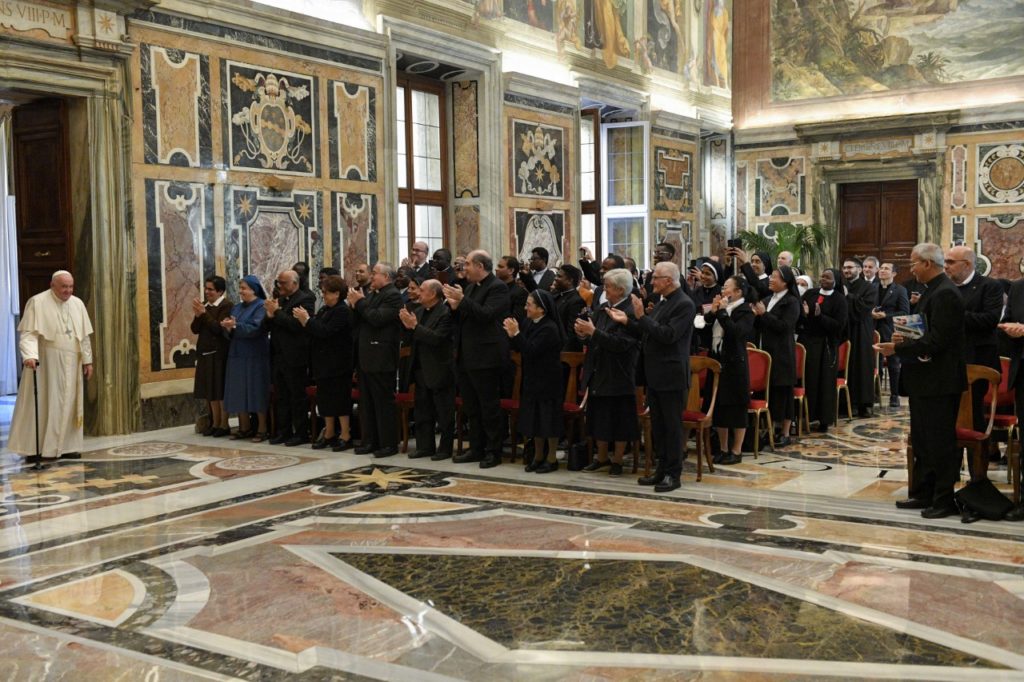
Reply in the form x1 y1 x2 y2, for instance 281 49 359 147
411 248 427 253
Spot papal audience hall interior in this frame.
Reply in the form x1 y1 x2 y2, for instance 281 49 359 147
1 0 1023 680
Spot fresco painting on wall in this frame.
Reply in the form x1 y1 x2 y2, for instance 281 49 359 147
505 0 555 31
644 0 684 73
582 0 632 69
515 209 565 267
771 0 1024 102
512 119 565 199
703 0 730 88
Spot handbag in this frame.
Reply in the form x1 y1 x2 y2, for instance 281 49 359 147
953 478 1014 523
567 442 589 471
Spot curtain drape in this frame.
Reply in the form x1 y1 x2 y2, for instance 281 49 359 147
0 110 20 396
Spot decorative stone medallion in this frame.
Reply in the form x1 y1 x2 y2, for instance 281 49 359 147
978 143 1024 204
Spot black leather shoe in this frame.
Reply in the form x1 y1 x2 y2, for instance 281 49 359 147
534 461 558 474
921 505 959 519
712 452 726 465
60 452 81 460
895 498 929 510
608 463 623 476
960 509 982 524
479 456 501 469
637 473 663 486
718 453 742 465
857 408 874 419
311 436 332 450
407 450 433 459
453 452 483 463
202 427 216 437
430 451 452 461
654 475 681 493
583 459 610 472
211 428 230 438
268 433 291 445
354 444 377 455
373 446 398 458
888 397 901 408
331 439 353 452
285 436 307 447
524 460 540 472
774 435 791 448
1005 506 1024 522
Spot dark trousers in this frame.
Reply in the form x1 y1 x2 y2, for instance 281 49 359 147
414 369 455 456
908 392 961 509
273 363 309 438
359 369 398 449
885 354 901 397
648 388 686 479
458 366 503 456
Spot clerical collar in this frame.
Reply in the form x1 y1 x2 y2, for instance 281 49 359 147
208 295 225 307
819 288 835 296
959 271 976 287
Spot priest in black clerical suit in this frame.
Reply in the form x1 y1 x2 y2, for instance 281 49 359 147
264 269 316 446
842 257 878 418
998 279 1024 520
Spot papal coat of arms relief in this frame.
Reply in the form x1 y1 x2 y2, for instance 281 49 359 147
229 66 315 175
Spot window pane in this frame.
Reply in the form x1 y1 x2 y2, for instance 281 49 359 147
580 118 595 202
412 90 442 191
397 202 409 256
606 126 644 207
396 87 405 122
415 204 444 243
607 216 646 264
580 213 596 256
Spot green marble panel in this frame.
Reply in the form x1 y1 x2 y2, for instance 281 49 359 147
335 553 999 667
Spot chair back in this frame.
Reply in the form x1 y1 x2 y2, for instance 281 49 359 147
688 356 721 419
747 347 772 398
985 356 1016 408
560 351 585 405
958 364 1001 437
510 351 523 401
794 342 806 386
837 340 851 379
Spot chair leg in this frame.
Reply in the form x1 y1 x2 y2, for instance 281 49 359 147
766 411 775 451
456 409 464 457
705 428 715 474
1009 426 1020 504
803 399 810 436
795 399 802 437
845 389 853 422
509 413 518 462
970 442 989 482
753 412 760 459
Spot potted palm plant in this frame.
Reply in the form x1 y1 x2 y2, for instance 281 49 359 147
736 222 832 274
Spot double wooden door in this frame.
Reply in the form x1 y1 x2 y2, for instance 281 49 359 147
838 179 918 283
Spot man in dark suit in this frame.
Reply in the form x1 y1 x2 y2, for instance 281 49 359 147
429 248 456 285
407 241 431 281
264 270 316 446
553 264 586 351
998 279 1024 521
496 255 529 322
399 279 455 461
444 250 510 468
843 257 879 418
946 245 1003 434
351 263 372 296
609 262 694 493
519 247 556 293
872 262 910 408
877 243 966 519
642 242 678 305
348 262 403 458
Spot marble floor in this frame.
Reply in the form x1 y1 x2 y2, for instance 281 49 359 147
0 405 1022 681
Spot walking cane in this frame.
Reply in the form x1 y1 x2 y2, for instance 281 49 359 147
31 362 46 471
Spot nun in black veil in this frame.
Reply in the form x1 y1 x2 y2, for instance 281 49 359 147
797 268 849 433
503 289 565 473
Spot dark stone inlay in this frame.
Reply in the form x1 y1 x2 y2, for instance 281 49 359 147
706 508 802 532
334 553 1000 667
949 121 1024 134
652 126 697 141
503 92 576 116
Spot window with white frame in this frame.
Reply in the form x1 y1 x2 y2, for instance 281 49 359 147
601 121 648 269
396 77 447 260
579 110 600 259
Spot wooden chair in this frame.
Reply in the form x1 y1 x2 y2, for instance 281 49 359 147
985 356 1019 504
906 364 1001 489
634 387 651 474
835 339 853 421
498 352 523 460
793 342 810 436
872 330 882 405
560 351 586 449
747 347 774 458
395 347 415 453
685 356 721 482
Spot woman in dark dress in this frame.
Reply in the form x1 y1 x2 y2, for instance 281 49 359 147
752 266 801 446
503 289 564 473
574 268 641 476
222 275 271 441
706 275 755 465
294 275 354 451
191 275 233 436
797 268 848 433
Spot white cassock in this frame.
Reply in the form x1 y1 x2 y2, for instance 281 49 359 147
7 290 93 458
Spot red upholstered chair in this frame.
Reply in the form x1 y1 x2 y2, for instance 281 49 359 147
395 347 415 453
685 356 721 482
906 364 1001 489
793 342 810 436
747 347 774 458
985 356 1019 503
560 351 586 452
835 340 853 422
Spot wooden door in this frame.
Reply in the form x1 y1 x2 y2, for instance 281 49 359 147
839 180 918 283
12 98 73 312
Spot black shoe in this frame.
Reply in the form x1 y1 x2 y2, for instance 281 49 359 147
775 435 791 448
858 408 874 419
960 509 982 524
26 455 52 471
268 433 291 445
285 436 307 447
583 459 610 472
718 453 742 465
888 397 901 408
430 451 452 461
202 427 216 437
373 446 399 458
1005 506 1024 522
479 456 501 469
895 498 929 510
637 472 663 486
525 459 541 472
354 444 378 455
535 461 558 474
453 452 483 463
654 475 681 493
408 450 434 459
231 429 254 441
608 463 623 476
712 452 726 465
311 436 333 450
331 439 353 452
815 424 830 433
921 505 958 519
211 428 230 438
60 452 81 460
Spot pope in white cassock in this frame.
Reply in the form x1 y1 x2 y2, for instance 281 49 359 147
8 271 94 462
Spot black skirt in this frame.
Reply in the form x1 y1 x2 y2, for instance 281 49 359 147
586 395 639 442
518 397 563 439
193 350 227 401
713 403 747 429
769 385 795 421
316 374 353 417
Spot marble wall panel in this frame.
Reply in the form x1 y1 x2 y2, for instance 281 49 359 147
145 180 214 372
454 205 480 256
950 144 967 210
511 118 565 200
951 215 966 245
223 61 317 177
514 209 565 266
333 192 377 275
140 44 211 168
226 187 321 297
707 137 729 221
654 219 689 268
736 161 748 230
977 142 1024 205
977 213 1024 278
755 156 806 217
452 81 480 198
329 80 376 182
653 145 693 212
